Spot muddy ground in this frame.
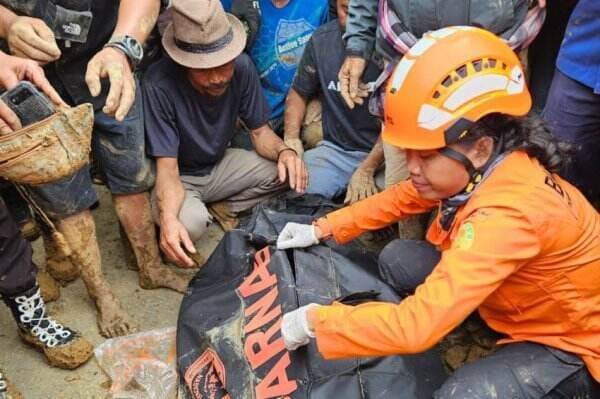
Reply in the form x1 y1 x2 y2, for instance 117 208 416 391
0 186 223 398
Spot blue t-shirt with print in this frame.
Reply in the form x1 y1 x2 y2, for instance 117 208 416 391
222 0 329 120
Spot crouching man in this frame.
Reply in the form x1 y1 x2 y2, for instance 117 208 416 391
284 0 384 204
144 0 307 267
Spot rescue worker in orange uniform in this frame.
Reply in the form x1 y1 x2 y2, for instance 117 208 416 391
276 26 600 398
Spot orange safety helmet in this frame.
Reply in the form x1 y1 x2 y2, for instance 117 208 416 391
382 26 532 150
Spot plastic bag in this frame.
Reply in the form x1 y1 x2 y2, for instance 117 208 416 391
95 327 178 399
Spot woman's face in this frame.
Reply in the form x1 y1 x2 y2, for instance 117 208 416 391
405 138 493 200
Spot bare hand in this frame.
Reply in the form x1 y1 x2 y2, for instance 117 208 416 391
277 149 308 193
0 52 64 134
344 167 378 205
338 56 367 109
86 47 135 121
159 217 197 268
284 137 304 159
7 16 61 64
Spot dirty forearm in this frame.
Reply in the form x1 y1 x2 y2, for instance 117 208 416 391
283 88 308 140
0 5 17 38
112 0 160 44
155 157 185 225
251 124 288 161
358 135 383 174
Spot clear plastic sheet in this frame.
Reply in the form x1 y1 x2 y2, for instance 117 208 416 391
95 327 177 399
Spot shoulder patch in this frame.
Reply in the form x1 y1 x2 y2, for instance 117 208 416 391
453 222 475 250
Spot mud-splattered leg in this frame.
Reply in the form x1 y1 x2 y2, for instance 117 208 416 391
56 210 136 337
113 192 191 294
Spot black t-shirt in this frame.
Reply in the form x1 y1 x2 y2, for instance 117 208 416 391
143 54 270 176
31 0 119 108
292 21 382 153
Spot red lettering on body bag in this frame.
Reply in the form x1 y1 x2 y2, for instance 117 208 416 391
239 247 298 398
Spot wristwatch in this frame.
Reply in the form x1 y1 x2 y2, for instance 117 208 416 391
104 35 144 70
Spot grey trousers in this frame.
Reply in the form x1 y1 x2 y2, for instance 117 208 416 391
155 149 285 242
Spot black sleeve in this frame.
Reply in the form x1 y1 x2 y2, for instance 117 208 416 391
292 38 320 99
143 81 180 158
239 56 272 130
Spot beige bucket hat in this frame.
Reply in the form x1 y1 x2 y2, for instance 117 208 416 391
162 0 247 69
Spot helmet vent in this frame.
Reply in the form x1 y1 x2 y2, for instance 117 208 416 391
442 76 453 87
456 65 468 78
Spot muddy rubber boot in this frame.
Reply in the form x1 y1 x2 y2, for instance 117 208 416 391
114 193 192 293
0 368 23 399
42 230 79 285
36 270 60 303
4 285 93 370
57 210 136 338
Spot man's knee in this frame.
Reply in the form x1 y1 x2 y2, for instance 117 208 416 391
378 239 440 295
179 207 210 242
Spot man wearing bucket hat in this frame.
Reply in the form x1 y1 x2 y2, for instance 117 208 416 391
144 0 307 268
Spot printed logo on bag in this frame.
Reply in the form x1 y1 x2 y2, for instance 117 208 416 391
185 348 230 399
238 247 298 399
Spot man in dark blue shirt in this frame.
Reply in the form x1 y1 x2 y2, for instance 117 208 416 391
283 0 383 203
544 0 600 204
144 0 307 268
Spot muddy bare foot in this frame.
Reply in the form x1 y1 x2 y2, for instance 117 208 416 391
97 294 137 338
139 265 192 294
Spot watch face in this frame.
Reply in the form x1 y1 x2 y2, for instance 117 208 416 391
124 36 143 60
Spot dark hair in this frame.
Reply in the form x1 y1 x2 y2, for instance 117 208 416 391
459 113 575 174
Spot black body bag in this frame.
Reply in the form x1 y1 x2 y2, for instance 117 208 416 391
177 195 446 398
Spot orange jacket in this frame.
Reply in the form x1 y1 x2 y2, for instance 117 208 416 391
313 151 600 381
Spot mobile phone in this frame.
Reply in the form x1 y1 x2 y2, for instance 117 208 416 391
0 81 55 127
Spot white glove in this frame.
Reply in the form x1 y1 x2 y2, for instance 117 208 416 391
276 222 319 250
281 304 319 351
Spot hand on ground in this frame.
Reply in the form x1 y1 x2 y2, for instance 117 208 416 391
86 47 135 121
159 218 197 268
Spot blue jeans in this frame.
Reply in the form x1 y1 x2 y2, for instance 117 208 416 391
28 81 154 218
544 70 600 203
304 140 370 199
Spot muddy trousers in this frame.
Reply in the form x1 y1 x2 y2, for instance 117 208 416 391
378 239 600 398
0 197 36 297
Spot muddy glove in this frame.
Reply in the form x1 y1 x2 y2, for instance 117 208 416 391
284 137 304 159
277 222 319 250
344 167 378 205
281 303 319 351
85 47 135 122
231 0 261 49
6 16 61 64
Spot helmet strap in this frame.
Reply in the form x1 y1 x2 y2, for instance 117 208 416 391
439 134 504 193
